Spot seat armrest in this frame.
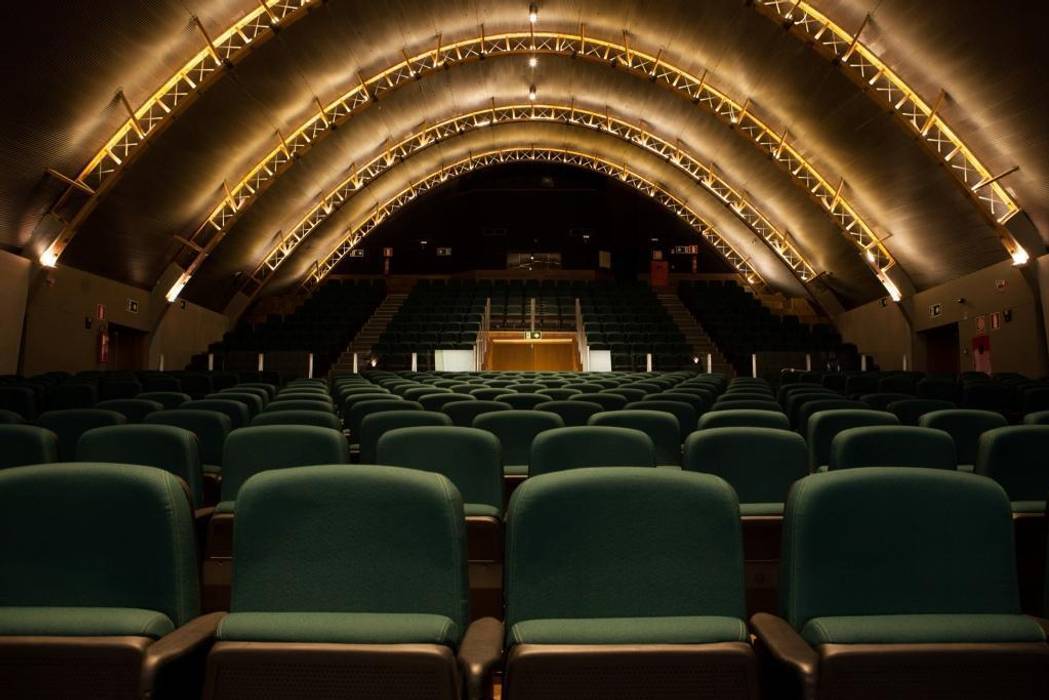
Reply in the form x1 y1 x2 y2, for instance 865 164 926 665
750 613 818 700
457 617 503 700
1034 617 1049 640
140 612 225 694
194 506 217 523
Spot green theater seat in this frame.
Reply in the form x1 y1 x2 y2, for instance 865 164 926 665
829 426 957 471
95 398 165 424
145 409 233 474
920 409 1008 469
261 399 333 414
503 468 757 699
0 463 220 697
347 399 420 441
0 409 24 424
250 409 341 430
589 410 681 467
37 409 127 461
625 400 697 441
976 426 1049 509
202 465 501 700
473 410 565 478
698 409 790 431
529 426 655 477
137 392 192 410
419 393 476 411
535 400 605 427
495 393 550 410
807 409 899 471
887 398 956 426
753 468 1049 700
182 399 251 429
443 400 512 427
359 410 452 464
0 425 58 469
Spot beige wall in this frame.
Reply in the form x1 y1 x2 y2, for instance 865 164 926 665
21 265 227 376
836 258 1049 377
0 250 32 375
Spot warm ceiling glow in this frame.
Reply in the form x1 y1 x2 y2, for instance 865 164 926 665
528 56 538 68
38 247 58 268
880 276 903 303
528 3 539 23
1011 246 1030 266
528 85 537 101
165 274 190 303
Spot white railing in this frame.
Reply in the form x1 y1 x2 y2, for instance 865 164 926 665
575 298 589 372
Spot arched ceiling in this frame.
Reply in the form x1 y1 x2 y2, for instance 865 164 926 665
4 0 1045 312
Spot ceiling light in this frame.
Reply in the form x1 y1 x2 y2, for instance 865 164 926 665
880 275 902 303
528 56 538 68
165 274 191 303
865 249 876 264
528 3 539 23
39 247 58 268
529 85 537 101
1011 246 1030 266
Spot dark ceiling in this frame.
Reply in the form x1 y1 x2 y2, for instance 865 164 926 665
2 0 1045 311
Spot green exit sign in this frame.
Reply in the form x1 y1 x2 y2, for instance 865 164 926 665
524 331 543 340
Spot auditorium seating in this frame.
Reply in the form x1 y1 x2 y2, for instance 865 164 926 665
37 409 127 461
828 426 957 471
920 409 1008 469
472 410 565 478
358 410 452 464
976 426 1049 511
806 409 899 471
529 426 655 476
589 409 682 467
0 425 58 469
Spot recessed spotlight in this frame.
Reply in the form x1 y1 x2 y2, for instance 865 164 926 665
528 55 538 68
528 2 539 23
529 85 537 101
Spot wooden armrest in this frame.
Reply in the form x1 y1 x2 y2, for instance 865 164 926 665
458 617 503 700
140 612 225 694
750 613 818 700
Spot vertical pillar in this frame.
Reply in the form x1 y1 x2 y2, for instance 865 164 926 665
308 353 314 379
751 353 758 379
158 354 165 372
207 353 214 371
352 352 359 374
646 353 653 372
805 353 812 371
257 353 265 372
707 353 712 374
411 352 418 372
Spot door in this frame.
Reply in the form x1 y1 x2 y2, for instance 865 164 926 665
920 323 960 374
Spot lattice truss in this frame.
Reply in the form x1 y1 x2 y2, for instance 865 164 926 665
48 24 897 293
40 0 317 267
755 0 1024 258
243 103 816 297
303 148 764 290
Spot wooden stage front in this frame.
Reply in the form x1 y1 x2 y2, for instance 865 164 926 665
484 332 582 371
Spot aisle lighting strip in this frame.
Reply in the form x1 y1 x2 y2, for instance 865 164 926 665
303 148 764 290
755 0 1028 266
242 103 816 297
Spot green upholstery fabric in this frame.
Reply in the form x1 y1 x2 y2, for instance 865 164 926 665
797 400 869 435
221 425 349 502
0 607 175 639
574 393 628 411
785 392 839 428
919 409 1008 466
231 465 468 646
975 426 1049 501
262 400 333 414
95 399 166 424
237 383 277 399
0 426 58 469
473 410 564 474
37 409 127 461
829 426 957 471
218 612 458 646
781 468 1021 632
807 409 899 471
359 411 452 464
684 428 808 506
887 399 956 426
443 400 511 427
1024 411 1049 425
418 394 475 411
530 427 655 477
859 393 914 411
0 463 199 628
712 400 784 414
208 392 263 417
624 401 697 441
222 387 270 407
506 468 745 640
801 614 1046 646
589 410 681 466
509 616 748 646
348 399 421 439
535 400 605 428
0 409 25 424
341 393 399 415
740 503 784 516
377 426 502 513
251 410 341 430
182 400 250 429
698 410 790 431
137 392 191 410
77 425 205 507
496 394 550 410
145 409 232 468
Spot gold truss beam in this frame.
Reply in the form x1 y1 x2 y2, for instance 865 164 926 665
303 148 764 291
155 29 898 301
754 0 1028 263
241 103 816 298
37 0 318 267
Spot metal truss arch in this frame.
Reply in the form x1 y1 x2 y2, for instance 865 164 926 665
241 103 817 299
753 0 1027 263
302 147 764 291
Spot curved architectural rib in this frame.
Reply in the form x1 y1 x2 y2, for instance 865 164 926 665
302 148 763 290
150 29 895 300
754 0 1027 263
241 103 816 299
39 0 318 267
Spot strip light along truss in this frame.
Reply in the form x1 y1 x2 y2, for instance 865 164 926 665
38 0 317 268
152 28 895 301
304 148 763 290
243 103 816 298
755 0 1028 264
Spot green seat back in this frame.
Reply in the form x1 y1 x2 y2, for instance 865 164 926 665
625 400 697 441
418 394 475 411
473 410 564 470
37 409 127 461
976 426 1049 501
0 425 58 469
781 468 1021 631
859 393 914 411
0 463 199 627
95 399 165 424
797 400 868 435
223 387 270 406
698 410 789 431
232 465 468 642
137 392 191 410
495 394 549 410
378 427 502 513
359 411 452 464
530 426 655 477
830 426 956 471
807 409 899 470
535 400 605 428
348 399 419 438
1023 411 1049 426
222 426 349 502
589 410 681 466
182 399 250 429
262 400 333 414
77 425 205 507
575 393 628 411
0 409 25 424
145 409 232 467
251 410 341 430
918 409 1007 466
887 399 956 426
713 399 784 413
506 468 744 632
443 400 512 427
212 392 264 415
684 427 808 505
